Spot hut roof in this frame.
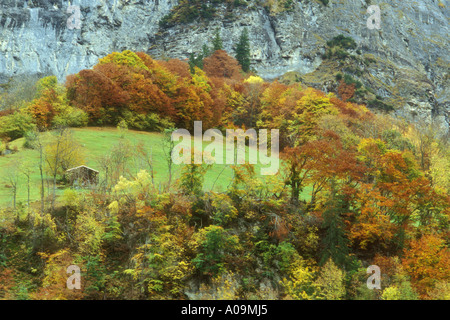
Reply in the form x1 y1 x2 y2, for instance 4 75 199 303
66 165 99 173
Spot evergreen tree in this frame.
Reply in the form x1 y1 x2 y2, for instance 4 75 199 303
235 28 251 72
212 28 223 51
178 153 208 196
202 43 211 58
320 184 352 269
188 44 213 73
188 52 203 73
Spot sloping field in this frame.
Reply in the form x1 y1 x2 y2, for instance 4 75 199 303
0 127 292 208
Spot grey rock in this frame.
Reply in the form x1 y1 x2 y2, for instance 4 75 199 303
0 0 177 81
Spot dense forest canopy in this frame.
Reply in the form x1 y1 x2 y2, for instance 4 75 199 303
0 46 449 300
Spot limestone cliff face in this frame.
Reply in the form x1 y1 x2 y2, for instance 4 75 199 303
0 0 177 81
0 0 448 132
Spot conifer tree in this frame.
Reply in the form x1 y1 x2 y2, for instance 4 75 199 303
188 52 203 73
188 44 213 73
235 28 251 72
212 28 223 51
202 43 211 58
320 184 352 269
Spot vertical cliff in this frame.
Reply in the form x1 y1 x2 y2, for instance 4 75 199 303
0 0 177 81
0 0 448 132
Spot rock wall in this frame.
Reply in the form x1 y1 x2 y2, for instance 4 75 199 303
148 0 449 133
0 0 177 81
0 0 448 132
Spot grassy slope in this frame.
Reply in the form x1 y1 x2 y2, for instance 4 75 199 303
0 127 304 208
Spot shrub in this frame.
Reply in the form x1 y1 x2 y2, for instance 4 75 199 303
343 74 363 89
158 0 224 27
52 106 89 128
355 88 367 97
326 35 357 50
120 110 175 132
367 98 394 112
381 282 418 300
313 259 346 300
22 130 38 149
0 111 36 140
192 225 240 276
209 193 238 226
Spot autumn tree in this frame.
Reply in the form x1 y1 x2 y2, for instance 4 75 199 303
158 59 192 80
19 159 33 218
66 69 129 122
98 50 150 72
408 119 439 172
135 52 179 97
282 131 361 206
126 73 174 117
402 234 450 298
259 86 334 147
97 139 133 192
74 209 105 257
348 183 397 252
26 128 47 214
124 215 193 298
337 80 355 102
280 254 316 300
235 76 264 128
27 75 89 129
45 128 85 178
27 76 64 128
45 128 85 210
259 81 299 146
135 142 155 186
178 152 209 197
172 68 215 130
203 50 242 81
313 258 346 300
0 110 36 141
162 128 176 190
287 88 336 146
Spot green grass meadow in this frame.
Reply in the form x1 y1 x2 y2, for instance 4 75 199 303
0 127 301 208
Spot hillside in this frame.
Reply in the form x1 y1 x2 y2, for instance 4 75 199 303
0 127 286 207
0 1 449 302
0 47 449 301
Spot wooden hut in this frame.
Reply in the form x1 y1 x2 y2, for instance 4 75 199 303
65 165 99 187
